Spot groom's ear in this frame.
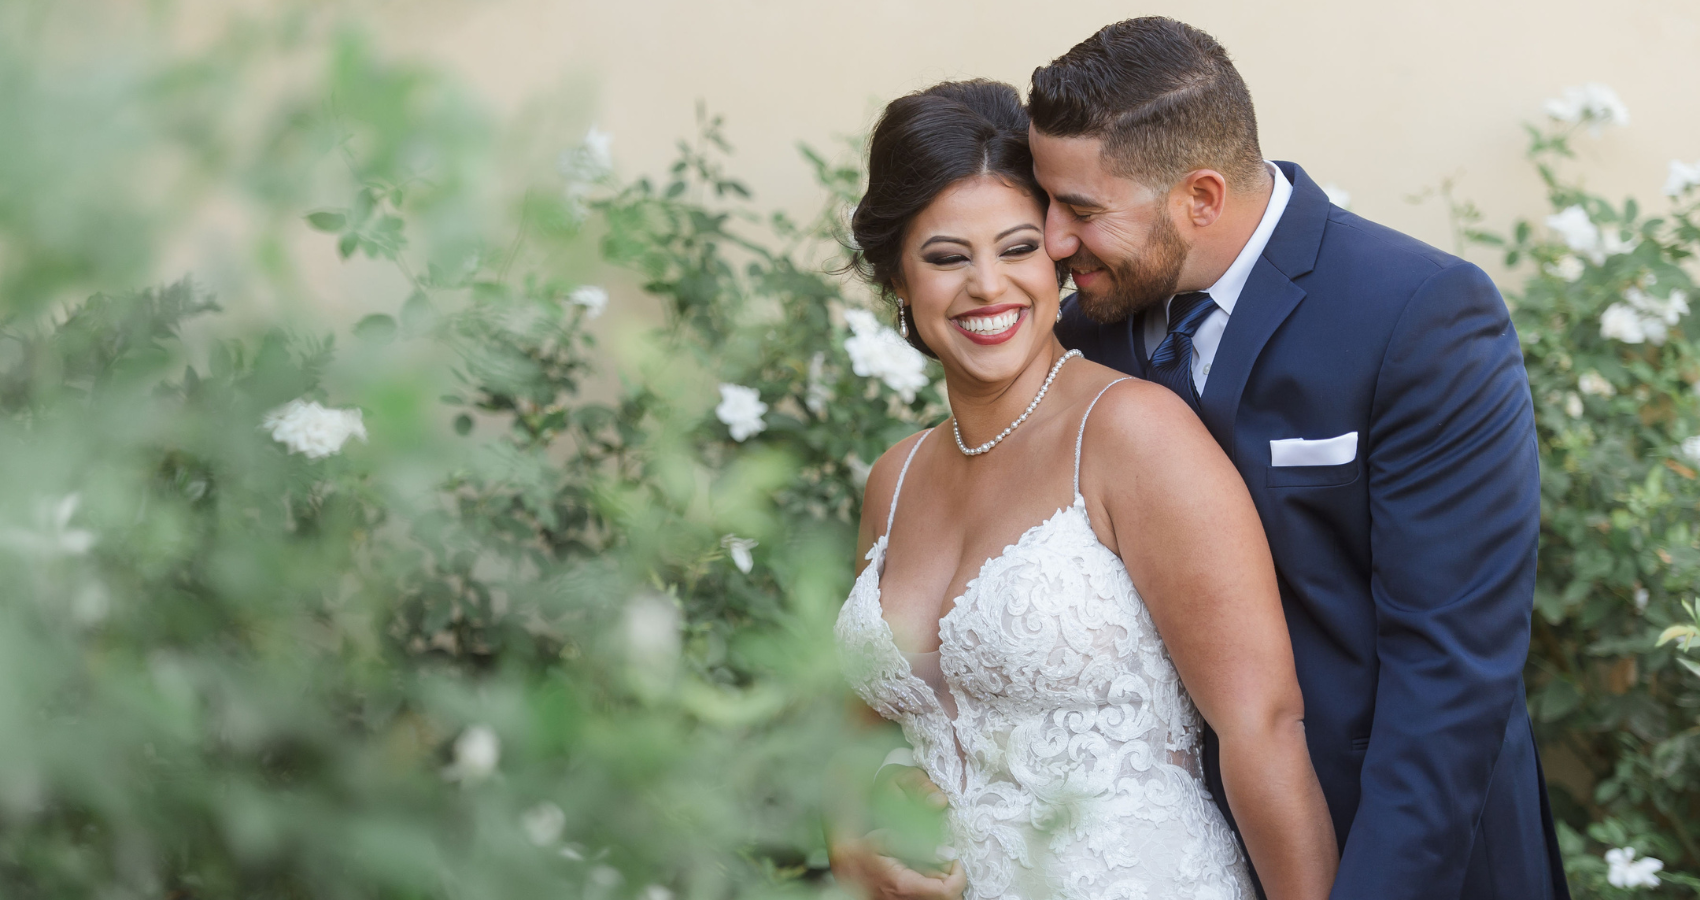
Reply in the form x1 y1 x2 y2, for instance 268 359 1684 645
1175 169 1228 230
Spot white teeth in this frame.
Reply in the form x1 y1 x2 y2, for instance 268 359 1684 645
957 309 1021 335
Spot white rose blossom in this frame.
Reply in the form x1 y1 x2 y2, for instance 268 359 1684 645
624 593 681 671
1544 83 1629 135
1602 288 1690 346
1545 255 1585 282
0 493 96 558
261 398 367 459
714 383 767 442
843 307 930 402
1321 183 1352 210
805 351 832 416
1578 371 1615 397
445 725 500 782
721 534 758 574
521 802 567 846
1666 159 1700 198
1605 846 1663 889
1564 392 1584 419
569 285 609 319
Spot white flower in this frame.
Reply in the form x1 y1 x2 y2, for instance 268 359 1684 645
641 886 674 900
1605 846 1663 889
1682 436 1700 463
843 308 930 402
569 285 609 319
1545 255 1585 282
845 453 872 488
1321 183 1352 210
261 399 367 459
1564 392 1584 419
1600 303 1647 343
1546 206 1601 257
1545 83 1629 134
558 126 613 182
1578 371 1615 397
805 351 832 416
1634 587 1651 612
1666 159 1700 198
445 725 500 782
721 534 758 574
715 383 767 441
624 592 681 671
521 802 566 846
581 126 613 174
0 493 96 558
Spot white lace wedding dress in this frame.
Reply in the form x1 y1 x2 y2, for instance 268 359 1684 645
835 380 1256 900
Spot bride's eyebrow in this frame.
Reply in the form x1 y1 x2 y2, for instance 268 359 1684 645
919 224 1041 250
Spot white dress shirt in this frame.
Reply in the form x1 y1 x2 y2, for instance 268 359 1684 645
1142 162 1293 394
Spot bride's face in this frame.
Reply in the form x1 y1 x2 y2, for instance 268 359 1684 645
897 175 1060 386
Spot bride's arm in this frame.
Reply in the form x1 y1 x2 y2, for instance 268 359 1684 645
1084 381 1338 900
830 431 966 900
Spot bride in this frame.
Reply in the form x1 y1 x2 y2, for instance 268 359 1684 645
830 80 1338 900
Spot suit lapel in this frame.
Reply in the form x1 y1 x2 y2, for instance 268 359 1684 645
1127 310 1151 378
1197 264 1304 449
1195 161 1331 454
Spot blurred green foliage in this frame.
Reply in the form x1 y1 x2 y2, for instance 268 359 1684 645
0 4 931 898
1469 117 1700 896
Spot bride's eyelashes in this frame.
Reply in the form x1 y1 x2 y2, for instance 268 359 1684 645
919 243 1041 268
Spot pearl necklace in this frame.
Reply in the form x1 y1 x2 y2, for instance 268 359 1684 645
953 349 1082 456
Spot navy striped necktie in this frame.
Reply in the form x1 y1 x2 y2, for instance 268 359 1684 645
1149 291 1217 413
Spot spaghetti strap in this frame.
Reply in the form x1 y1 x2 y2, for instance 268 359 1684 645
1075 378 1133 497
885 428 934 538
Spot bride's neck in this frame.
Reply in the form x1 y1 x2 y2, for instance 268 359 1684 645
945 341 1070 448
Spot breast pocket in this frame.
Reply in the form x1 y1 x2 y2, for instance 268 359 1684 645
1266 432 1361 488
1267 459 1360 488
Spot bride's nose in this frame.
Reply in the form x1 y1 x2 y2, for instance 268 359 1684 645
965 261 1008 302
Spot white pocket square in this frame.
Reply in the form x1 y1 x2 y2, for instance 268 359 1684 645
1270 432 1358 467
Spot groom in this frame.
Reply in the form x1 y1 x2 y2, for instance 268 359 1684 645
1035 17 1567 900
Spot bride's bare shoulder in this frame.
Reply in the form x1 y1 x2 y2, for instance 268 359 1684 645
860 428 934 528
1077 374 1216 462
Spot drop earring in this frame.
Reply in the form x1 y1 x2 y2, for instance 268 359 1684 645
898 304 910 339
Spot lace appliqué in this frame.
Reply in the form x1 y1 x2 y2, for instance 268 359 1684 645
835 499 1257 900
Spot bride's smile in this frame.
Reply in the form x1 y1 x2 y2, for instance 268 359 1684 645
896 173 1063 393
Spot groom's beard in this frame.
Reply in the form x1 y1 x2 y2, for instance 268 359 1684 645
1066 213 1190 325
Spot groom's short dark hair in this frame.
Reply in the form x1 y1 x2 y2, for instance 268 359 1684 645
1029 18 1265 192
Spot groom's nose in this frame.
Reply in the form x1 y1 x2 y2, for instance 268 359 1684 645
1045 205 1080 260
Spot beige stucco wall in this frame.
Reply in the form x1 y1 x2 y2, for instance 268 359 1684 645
386 0 1700 266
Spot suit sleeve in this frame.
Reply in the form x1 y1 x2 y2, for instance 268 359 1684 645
1331 262 1540 899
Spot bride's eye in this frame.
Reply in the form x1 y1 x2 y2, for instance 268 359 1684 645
1002 243 1039 258
922 253 968 266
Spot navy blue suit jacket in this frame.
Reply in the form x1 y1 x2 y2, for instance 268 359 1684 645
1058 162 1568 900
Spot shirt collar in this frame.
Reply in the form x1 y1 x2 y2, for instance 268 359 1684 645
1176 161 1293 318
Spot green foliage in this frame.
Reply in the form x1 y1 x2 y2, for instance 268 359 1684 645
1472 116 1700 895
0 5 929 898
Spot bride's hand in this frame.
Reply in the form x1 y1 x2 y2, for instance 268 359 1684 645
829 833 966 900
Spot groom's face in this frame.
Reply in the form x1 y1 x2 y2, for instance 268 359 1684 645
1029 128 1189 324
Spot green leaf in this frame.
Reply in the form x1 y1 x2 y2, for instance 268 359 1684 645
453 414 473 435
305 211 346 232
353 314 397 344
400 291 432 333
338 232 359 259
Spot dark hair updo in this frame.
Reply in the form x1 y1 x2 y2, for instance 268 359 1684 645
848 79 1059 358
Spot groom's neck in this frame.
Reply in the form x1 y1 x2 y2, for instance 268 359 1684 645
1175 170 1276 294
